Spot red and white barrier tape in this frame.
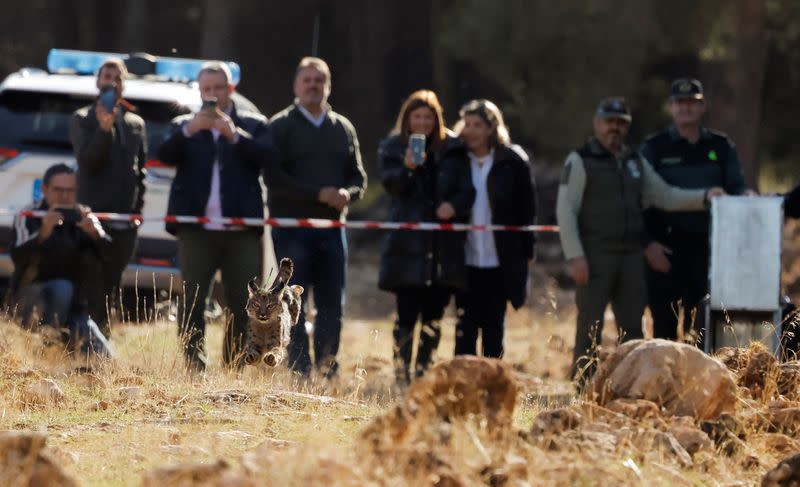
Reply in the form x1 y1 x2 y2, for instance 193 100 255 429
0 209 559 233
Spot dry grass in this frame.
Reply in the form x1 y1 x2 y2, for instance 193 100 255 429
0 296 573 486
0 286 795 486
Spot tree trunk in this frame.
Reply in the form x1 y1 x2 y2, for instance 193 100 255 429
121 0 147 52
75 0 97 50
732 0 768 189
705 0 768 190
200 1 235 59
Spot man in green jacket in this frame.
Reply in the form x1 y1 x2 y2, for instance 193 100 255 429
70 58 146 336
556 97 723 388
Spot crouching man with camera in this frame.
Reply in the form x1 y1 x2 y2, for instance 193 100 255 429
10 163 113 358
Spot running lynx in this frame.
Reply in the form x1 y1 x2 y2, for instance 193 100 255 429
243 258 303 367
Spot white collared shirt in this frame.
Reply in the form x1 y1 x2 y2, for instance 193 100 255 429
203 127 225 230
182 106 240 231
297 104 327 128
466 149 499 268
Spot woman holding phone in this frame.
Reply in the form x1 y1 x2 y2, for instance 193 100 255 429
378 90 474 388
453 99 537 358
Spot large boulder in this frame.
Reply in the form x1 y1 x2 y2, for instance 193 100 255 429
590 339 738 420
0 431 77 487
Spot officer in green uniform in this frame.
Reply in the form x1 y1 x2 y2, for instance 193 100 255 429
640 79 752 346
556 97 724 388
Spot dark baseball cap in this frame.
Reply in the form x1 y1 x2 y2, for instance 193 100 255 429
670 78 704 100
595 97 632 122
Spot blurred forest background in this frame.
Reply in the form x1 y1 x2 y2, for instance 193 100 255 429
1 0 799 222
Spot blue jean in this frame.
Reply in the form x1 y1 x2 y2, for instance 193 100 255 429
18 279 74 328
272 227 347 376
17 279 113 358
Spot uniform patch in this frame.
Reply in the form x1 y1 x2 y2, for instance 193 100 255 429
708 150 718 161
659 157 682 166
560 162 572 184
626 159 641 179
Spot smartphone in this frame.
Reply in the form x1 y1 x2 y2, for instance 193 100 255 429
409 134 426 166
99 84 117 112
201 97 218 113
56 207 81 225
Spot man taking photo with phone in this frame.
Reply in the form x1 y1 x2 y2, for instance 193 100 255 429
70 58 147 336
158 61 273 372
10 163 113 358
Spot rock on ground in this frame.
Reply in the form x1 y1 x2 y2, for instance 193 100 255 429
762 452 800 487
590 339 738 420
138 459 248 487
359 356 518 455
22 379 65 406
0 431 77 487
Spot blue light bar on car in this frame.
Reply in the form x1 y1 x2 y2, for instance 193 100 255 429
46 49 241 86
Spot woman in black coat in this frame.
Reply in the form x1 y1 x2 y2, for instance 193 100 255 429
378 90 474 386
453 99 537 358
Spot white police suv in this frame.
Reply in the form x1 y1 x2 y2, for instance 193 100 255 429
0 49 260 295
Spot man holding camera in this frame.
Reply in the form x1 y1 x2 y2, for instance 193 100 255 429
70 58 147 336
11 164 113 357
158 61 272 372
267 57 367 378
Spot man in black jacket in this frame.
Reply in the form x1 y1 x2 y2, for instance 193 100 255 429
70 58 147 336
640 79 752 345
11 163 112 357
158 61 272 371
267 57 367 377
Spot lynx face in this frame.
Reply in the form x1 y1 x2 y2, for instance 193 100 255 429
243 258 304 367
245 291 283 323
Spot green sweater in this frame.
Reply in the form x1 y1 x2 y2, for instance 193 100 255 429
267 104 367 220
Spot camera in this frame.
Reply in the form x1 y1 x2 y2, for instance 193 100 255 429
201 97 218 112
56 207 81 225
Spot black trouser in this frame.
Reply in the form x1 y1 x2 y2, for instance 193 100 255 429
393 287 451 384
92 226 138 334
646 236 709 347
455 266 507 358
177 227 263 371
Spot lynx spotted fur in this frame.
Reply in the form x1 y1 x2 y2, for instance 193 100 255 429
243 258 303 367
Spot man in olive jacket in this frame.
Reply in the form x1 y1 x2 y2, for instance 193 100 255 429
70 58 146 336
556 98 723 388
158 62 272 372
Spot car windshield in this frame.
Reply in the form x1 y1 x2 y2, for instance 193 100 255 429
0 89 191 156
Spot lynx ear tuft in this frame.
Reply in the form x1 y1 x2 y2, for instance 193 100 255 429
248 277 260 294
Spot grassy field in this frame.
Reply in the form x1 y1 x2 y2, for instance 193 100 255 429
2 276 796 486
0 293 576 486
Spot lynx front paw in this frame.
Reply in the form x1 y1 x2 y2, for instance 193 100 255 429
244 351 262 366
264 354 278 367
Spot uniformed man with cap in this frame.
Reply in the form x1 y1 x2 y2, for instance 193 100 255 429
639 79 753 346
556 97 724 388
